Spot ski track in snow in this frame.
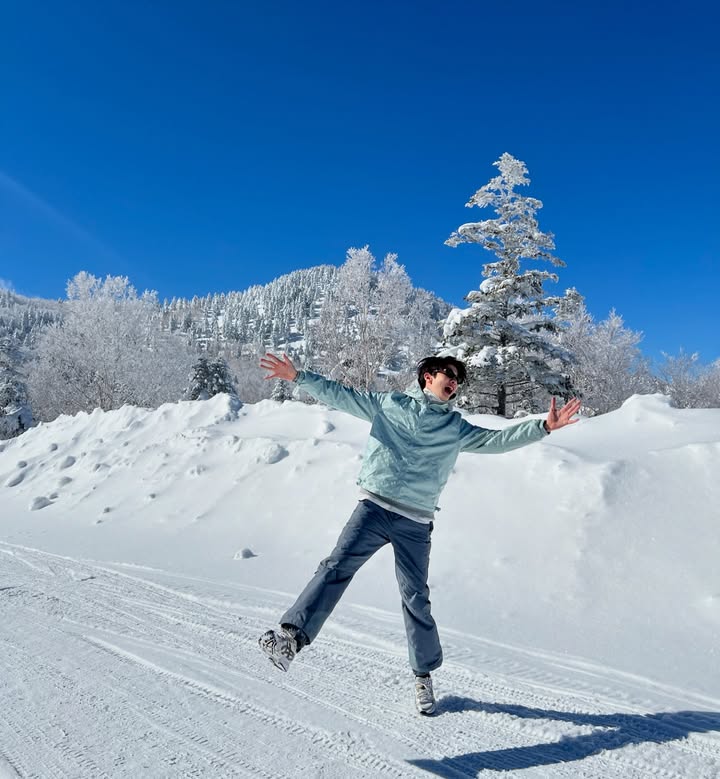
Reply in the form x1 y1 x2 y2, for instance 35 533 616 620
1 542 719 778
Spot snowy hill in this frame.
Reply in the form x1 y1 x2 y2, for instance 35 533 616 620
0 288 62 347
1 394 720 777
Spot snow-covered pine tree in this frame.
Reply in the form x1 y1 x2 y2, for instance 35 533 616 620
443 153 575 416
187 357 211 400
270 379 293 402
0 336 32 438
187 356 238 400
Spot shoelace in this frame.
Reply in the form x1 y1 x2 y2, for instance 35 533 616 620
263 631 294 660
278 638 295 660
415 679 433 702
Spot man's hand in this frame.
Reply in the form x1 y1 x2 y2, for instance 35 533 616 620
260 352 298 382
544 397 582 432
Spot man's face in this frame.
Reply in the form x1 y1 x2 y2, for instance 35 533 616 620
424 367 459 401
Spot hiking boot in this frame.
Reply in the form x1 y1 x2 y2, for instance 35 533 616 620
258 627 297 672
414 673 436 715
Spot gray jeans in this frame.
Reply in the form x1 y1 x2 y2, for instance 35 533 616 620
281 499 443 675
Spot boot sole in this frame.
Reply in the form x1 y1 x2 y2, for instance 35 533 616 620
267 656 289 672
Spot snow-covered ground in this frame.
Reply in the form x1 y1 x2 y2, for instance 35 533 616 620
1 393 719 777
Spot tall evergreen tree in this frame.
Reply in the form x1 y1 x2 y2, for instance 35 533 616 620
443 153 575 416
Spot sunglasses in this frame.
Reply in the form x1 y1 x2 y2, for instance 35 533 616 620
434 367 461 384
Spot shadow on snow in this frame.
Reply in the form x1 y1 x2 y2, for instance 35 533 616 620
408 696 720 776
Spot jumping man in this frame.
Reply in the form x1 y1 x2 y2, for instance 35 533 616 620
258 352 580 715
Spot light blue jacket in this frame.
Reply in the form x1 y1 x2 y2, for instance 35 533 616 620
296 371 548 514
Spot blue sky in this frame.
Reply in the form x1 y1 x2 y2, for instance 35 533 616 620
1 1 718 362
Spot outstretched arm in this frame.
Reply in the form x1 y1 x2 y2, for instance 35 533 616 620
259 352 383 422
459 396 582 453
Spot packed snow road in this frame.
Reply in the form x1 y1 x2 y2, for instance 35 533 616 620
1 541 719 778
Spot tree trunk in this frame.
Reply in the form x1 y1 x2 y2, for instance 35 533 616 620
497 384 507 417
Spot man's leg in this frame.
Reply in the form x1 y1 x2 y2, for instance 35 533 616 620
390 518 442 676
280 500 389 644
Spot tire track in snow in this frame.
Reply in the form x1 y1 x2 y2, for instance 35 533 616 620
0 749 22 779
0 635 114 779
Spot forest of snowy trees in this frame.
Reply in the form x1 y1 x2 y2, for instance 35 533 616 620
0 248 450 434
1 153 719 439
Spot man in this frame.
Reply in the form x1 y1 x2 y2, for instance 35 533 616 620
258 352 580 715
